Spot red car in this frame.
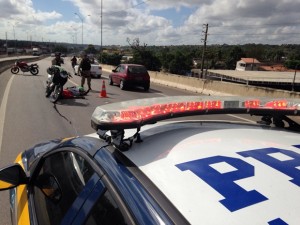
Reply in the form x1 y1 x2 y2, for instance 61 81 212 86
108 64 150 91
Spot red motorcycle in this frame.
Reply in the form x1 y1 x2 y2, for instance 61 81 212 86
11 61 39 75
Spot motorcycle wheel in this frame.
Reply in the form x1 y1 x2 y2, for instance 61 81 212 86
45 84 52 97
30 68 39 75
50 85 63 103
11 67 19 74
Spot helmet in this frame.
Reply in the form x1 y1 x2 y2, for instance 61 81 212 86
55 52 61 57
78 86 84 92
59 70 68 78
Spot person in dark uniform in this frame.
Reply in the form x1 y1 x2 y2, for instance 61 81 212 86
51 52 64 66
78 53 92 90
71 56 77 70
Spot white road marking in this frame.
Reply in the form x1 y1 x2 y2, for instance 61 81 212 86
0 75 14 153
43 79 78 88
68 79 78 86
227 114 256 123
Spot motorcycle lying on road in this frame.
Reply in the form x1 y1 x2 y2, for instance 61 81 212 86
11 61 39 75
45 66 72 103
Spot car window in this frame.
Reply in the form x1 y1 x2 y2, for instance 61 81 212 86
115 66 121 72
120 65 126 73
84 189 128 225
128 66 147 74
32 151 96 225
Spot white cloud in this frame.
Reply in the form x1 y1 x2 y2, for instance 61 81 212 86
0 0 299 46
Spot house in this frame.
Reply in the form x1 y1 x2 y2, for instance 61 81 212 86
121 55 133 63
192 58 202 68
236 58 261 71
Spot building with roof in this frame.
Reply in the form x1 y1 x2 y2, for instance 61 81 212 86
236 58 261 71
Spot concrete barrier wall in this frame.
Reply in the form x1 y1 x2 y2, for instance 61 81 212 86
148 71 300 98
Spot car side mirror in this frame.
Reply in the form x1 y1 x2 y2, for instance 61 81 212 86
112 69 116 72
0 164 28 190
35 173 62 203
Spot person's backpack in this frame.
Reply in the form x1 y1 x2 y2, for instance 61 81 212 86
81 58 91 70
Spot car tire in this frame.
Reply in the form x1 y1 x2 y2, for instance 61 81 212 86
109 76 113 85
45 85 52 97
144 84 150 91
120 80 125 90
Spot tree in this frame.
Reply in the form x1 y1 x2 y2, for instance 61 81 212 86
100 52 122 66
53 45 68 54
284 60 300 69
85 44 97 54
225 46 245 69
160 50 192 75
127 38 161 71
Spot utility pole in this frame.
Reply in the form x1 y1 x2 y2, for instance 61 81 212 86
200 23 208 79
6 32 8 55
292 64 298 92
100 0 103 63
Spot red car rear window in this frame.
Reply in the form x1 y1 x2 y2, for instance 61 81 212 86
128 66 147 74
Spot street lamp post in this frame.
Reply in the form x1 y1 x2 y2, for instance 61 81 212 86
5 32 8 55
74 13 83 45
8 22 18 49
74 13 91 46
71 26 78 44
100 0 103 63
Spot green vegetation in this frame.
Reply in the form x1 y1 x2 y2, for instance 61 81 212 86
99 42 300 74
1 38 299 73
284 60 300 69
53 45 68 54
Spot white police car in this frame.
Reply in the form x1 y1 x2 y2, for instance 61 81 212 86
0 96 300 225
74 58 102 78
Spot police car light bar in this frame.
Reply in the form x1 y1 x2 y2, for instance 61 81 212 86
91 96 300 131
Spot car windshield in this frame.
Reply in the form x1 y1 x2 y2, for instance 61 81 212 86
128 66 147 74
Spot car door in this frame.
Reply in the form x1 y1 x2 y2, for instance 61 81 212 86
30 148 102 225
71 176 134 225
112 65 126 85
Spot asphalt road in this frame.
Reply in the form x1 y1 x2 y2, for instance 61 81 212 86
0 56 261 224
0 57 207 224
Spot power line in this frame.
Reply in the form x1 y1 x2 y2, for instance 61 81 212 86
210 22 300 28
133 0 151 8
210 32 300 36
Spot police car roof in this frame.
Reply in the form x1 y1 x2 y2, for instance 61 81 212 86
90 96 300 224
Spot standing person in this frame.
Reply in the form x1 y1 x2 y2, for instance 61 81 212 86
71 55 77 70
52 52 64 66
78 53 92 91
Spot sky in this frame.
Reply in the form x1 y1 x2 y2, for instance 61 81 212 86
0 0 299 47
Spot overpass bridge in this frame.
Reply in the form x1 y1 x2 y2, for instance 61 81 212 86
205 70 300 92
